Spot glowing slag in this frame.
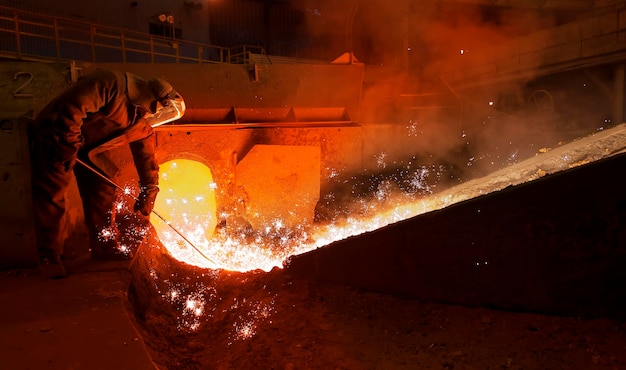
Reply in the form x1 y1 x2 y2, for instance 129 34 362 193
151 159 460 273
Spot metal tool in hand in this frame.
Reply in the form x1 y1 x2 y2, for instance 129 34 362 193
75 158 216 264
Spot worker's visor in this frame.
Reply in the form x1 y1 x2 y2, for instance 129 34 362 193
145 93 186 127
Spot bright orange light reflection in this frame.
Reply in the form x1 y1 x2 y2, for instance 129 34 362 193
154 157 454 273
154 155 538 273
153 159 218 266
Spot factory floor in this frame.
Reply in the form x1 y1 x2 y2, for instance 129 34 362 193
3 252 626 370
0 255 157 370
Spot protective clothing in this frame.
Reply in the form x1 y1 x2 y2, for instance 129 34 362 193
144 93 186 127
30 69 183 262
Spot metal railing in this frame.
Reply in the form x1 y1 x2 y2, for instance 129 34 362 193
0 6 266 65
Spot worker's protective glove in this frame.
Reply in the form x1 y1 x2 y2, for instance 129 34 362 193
55 158 76 173
134 185 159 217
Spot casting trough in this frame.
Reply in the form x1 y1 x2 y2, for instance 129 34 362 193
129 124 626 326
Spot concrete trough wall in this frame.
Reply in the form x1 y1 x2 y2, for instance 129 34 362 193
286 151 626 319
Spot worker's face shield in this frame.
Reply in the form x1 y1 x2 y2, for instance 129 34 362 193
144 92 186 127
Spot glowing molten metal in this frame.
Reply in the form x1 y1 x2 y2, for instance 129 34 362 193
151 124 626 273
152 158 453 273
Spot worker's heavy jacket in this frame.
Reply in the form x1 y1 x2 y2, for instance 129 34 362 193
33 69 159 188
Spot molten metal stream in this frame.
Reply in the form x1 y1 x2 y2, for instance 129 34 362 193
152 121 618 273
153 158 459 273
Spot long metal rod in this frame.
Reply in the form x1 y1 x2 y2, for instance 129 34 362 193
75 158 216 264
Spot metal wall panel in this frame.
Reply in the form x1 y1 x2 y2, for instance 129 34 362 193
209 0 264 46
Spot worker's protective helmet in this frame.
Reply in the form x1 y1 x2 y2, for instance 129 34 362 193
144 77 186 127
127 73 186 127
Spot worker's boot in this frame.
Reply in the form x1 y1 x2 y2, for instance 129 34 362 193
39 255 67 279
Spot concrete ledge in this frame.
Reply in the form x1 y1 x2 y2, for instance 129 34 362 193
286 150 626 319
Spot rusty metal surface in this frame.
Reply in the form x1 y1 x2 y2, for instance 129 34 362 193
78 62 364 122
235 144 320 230
149 124 363 208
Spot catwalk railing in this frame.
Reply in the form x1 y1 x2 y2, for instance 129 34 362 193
0 6 265 64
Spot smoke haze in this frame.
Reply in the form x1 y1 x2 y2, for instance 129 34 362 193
295 1 614 204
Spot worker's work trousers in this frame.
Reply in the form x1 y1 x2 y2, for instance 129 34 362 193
31 146 117 258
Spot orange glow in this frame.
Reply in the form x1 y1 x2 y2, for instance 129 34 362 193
154 158 458 272
152 159 219 266
142 124 621 336
155 133 595 273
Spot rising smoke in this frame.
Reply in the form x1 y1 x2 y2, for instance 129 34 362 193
295 1 613 217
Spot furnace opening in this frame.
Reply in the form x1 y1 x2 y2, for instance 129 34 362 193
152 157 313 273
152 158 218 265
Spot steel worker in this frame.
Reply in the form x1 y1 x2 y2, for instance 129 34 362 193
30 68 185 278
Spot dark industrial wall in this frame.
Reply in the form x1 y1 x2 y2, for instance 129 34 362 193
2 0 210 43
207 0 306 56
0 0 412 64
